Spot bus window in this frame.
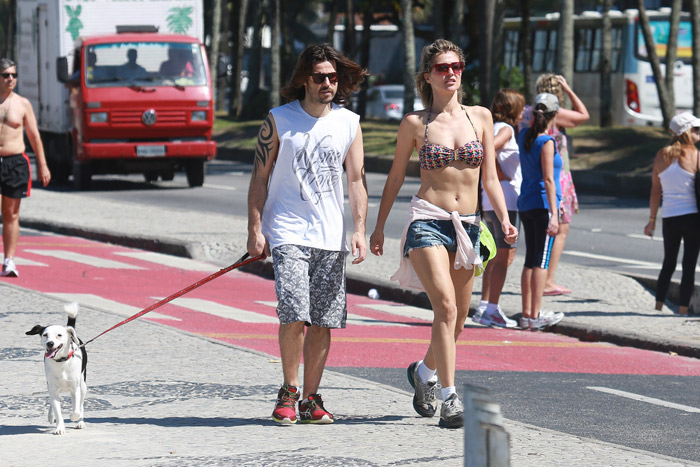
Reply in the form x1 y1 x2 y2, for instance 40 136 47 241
636 20 692 62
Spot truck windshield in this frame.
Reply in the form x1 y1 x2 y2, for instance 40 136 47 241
85 42 207 87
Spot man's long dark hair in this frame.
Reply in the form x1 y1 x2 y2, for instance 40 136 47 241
281 43 368 106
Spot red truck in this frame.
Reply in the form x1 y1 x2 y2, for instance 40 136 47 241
18 0 215 189
56 30 216 189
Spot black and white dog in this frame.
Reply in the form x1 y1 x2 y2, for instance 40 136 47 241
26 302 88 435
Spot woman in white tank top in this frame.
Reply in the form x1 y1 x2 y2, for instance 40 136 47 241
644 113 700 316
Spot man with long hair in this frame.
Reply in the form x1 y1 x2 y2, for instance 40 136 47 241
0 58 51 277
247 44 368 424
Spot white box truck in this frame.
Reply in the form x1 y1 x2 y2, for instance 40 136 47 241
16 0 215 188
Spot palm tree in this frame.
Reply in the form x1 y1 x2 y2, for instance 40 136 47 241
400 0 416 114
209 0 222 110
691 0 700 116
270 0 281 109
230 0 250 118
166 6 195 35
556 0 574 103
636 0 677 129
600 0 613 127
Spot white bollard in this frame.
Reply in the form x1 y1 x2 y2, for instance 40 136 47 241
463 384 510 467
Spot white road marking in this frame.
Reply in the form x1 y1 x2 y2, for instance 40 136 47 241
565 250 700 272
11 257 48 267
256 301 412 327
358 303 434 322
25 250 145 269
587 386 700 413
203 183 237 191
153 297 278 323
114 251 219 272
627 233 662 242
48 293 180 321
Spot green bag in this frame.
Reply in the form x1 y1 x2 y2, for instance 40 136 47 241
475 221 497 277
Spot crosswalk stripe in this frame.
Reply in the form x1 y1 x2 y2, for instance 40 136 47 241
11 257 48 267
26 250 145 269
357 304 433 322
256 300 411 327
48 293 180 321
153 297 278 323
114 251 219 272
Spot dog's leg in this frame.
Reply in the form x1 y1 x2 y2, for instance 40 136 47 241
71 380 87 429
49 392 65 435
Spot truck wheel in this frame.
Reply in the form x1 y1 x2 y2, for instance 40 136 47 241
144 171 159 183
72 161 92 190
185 160 205 187
160 169 175 181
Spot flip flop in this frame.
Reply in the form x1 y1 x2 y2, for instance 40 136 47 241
543 286 572 296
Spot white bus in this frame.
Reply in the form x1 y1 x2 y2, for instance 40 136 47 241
503 8 694 126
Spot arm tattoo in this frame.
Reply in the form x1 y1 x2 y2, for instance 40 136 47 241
252 115 274 176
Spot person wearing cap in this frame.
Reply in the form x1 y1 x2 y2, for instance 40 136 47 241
533 74 590 296
516 92 565 330
644 112 700 316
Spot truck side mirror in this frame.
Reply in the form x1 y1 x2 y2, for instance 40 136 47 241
56 57 78 85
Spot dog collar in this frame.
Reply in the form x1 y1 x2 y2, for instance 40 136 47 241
54 349 75 362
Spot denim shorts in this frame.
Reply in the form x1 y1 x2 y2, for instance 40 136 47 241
403 218 481 257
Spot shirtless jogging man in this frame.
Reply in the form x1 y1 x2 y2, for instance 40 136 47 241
0 58 51 277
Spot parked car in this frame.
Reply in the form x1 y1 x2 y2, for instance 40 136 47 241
365 85 424 120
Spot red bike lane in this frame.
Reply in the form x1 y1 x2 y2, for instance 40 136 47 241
5 233 700 377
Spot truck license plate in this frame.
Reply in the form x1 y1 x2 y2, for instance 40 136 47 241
137 145 166 157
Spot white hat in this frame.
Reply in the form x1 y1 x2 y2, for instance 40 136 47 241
533 93 560 113
669 113 700 136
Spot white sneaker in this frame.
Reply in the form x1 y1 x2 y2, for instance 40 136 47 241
471 303 488 324
1 258 18 277
477 306 518 328
530 310 564 330
519 317 531 330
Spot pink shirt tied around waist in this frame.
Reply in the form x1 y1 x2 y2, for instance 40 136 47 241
391 196 481 291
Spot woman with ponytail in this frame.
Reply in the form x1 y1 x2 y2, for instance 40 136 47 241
644 113 700 316
517 93 565 330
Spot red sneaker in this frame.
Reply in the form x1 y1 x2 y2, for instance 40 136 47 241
272 385 299 424
299 394 334 424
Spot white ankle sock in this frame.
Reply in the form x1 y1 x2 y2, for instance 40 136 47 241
441 386 456 401
479 300 488 309
417 360 437 384
485 303 499 314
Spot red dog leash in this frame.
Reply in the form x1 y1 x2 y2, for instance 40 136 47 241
81 253 264 347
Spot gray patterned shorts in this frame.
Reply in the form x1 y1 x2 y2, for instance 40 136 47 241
271 244 347 328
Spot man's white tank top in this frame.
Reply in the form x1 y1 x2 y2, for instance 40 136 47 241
263 100 360 251
659 159 699 218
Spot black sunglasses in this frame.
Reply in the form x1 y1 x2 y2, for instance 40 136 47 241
310 72 338 84
1 72 17 79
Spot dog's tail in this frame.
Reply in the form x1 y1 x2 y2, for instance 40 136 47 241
65 302 79 328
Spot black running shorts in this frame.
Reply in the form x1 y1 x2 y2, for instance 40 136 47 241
0 153 31 199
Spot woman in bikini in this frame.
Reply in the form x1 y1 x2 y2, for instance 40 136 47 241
369 39 517 429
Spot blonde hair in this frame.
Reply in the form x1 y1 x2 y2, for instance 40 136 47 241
661 131 695 163
535 74 564 107
415 39 465 108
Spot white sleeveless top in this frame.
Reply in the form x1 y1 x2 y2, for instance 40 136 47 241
482 122 521 211
659 159 699 218
263 101 360 251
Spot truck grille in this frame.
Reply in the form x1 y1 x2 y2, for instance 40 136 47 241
111 110 188 126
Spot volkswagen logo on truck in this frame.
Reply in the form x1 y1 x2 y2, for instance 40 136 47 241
142 109 157 126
